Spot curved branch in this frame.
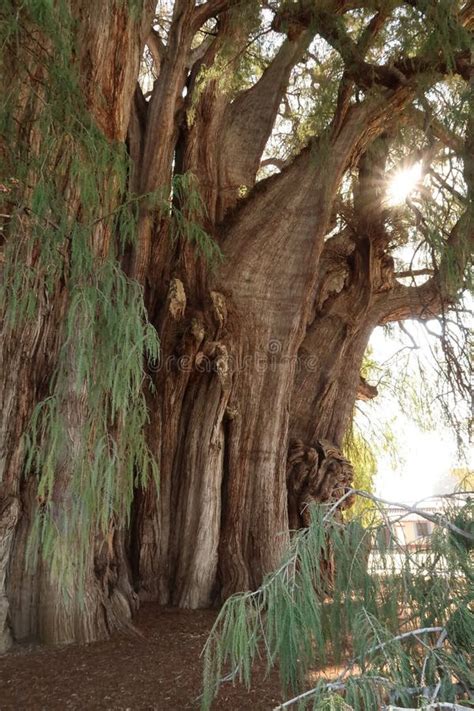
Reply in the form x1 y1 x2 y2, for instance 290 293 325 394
377 209 473 324
289 3 471 89
222 73 419 280
179 24 314 221
376 103 473 324
404 106 464 154
377 283 441 324
188 34 215 68
218 33 311 213
147 28 166 72
192 0 231 32
259 157 286 171
357 375 378 401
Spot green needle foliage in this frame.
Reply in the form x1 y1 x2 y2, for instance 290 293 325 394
0 1 217 590
0 0 160 587
171 173 223 263
202 495 474 710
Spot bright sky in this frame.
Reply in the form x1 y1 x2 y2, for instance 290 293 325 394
367 324 471 504
357 165 471 505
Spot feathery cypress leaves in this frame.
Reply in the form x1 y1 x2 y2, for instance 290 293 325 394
202 496 473 710
0 0 221 590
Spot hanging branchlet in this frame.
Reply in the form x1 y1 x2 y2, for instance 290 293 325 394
0 1 224 595
201 492 473 710
0 1 162 588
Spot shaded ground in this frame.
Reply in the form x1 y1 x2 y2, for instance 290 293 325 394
0 605 284 710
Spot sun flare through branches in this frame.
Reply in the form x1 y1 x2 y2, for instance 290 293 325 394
387 161 423 205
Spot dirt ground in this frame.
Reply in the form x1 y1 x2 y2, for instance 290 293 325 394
0 604 285 710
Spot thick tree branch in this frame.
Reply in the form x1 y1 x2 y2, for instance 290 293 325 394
271 0 472 86
377 283 444 324
273 0 470 89
147 28 166 71
357 375 378 401
271 0 390 37
192 0 231 32
132 0 197 281
404 106 464 154
223 72 418 275
127 84 148 193
376 208 473 324
379 266 468 327
376 98 473 324
178 16 314 222
217 33 311 213
332 7 392 136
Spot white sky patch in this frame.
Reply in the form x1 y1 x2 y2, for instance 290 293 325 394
375 426 458 504
367 325 470 504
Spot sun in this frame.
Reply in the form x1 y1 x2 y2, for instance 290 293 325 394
387 161 423 205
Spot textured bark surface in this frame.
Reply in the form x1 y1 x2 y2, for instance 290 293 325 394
286 439 354 531
0 0 154 647
1 0 471 647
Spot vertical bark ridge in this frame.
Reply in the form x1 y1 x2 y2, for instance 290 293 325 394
1 0 154 646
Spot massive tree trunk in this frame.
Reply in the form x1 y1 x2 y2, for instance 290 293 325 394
0 0 154 647
1 0 471 647
133 99 405 607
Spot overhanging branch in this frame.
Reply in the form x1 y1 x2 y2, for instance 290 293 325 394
147 28 166 71
315 10 471 89
191 0 232 32
404 106 464 154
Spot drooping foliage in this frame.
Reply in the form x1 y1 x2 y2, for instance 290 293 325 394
202 494 474 710
0 0 227 587
0 1 162 586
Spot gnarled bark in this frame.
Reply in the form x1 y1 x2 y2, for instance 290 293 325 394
1 0 153 646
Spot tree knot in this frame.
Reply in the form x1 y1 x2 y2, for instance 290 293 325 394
210 291 227 328
287 438 354 529
167 278 186 320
